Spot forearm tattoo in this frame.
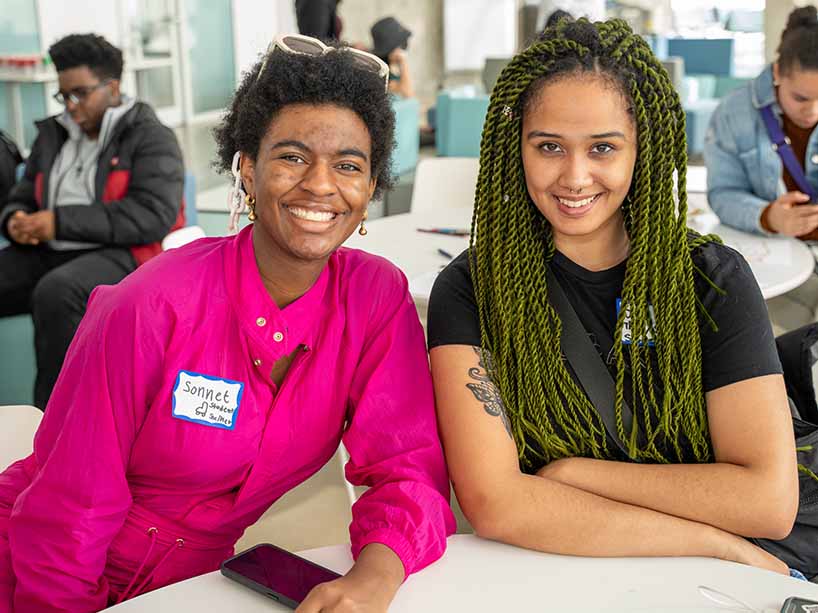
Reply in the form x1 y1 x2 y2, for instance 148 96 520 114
466 347 512 438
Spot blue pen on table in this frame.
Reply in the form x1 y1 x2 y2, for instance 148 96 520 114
417 227 470 236
437 248 454 260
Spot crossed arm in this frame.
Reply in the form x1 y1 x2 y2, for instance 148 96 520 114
431 345 798 573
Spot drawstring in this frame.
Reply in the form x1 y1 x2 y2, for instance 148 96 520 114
116 527 185 604
116 527 157 604
127 537 185 599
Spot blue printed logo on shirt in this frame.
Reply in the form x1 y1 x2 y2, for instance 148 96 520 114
616 298 656 347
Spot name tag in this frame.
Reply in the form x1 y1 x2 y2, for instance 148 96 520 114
616 298 656 346
172 370 244 430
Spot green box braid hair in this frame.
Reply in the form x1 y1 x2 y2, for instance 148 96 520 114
471 17 720 469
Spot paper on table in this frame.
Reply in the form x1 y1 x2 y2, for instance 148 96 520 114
409 271 441 298
687 210 720 235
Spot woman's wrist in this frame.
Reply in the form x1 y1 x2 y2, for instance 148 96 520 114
347 543 405 598
711 527 748 564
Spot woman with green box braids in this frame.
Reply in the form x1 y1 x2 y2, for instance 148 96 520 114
428 17 799 574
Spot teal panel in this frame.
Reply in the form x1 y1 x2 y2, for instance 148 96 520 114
0 83 9 135
21 82 46 148
0 0 40 54
435 92 489 157
186 0 235 114
391 96 419 175
0 82 48 149
0 315 35 406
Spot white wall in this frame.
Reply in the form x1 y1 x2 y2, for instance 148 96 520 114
37 0 123 51
231 0 296 83
444 0 516 71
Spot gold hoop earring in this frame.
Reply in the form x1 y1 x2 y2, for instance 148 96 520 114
358 209 368 236
246 194 257 221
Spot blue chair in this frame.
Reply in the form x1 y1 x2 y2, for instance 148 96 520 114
685 99 720 158
183 171 197 227
435 91 490 157
0 164 36 405
682 75 749 155
391 97 420 176
665 39 742 155
0 316 36 406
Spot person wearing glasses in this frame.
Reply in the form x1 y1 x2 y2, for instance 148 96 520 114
0 34 454 610
0 33 185 410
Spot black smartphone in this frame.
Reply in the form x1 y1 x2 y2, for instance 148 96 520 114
781 596 818 612
221 543 342 609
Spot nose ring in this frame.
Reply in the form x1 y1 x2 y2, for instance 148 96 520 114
570 187 583 195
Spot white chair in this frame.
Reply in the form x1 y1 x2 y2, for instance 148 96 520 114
161 225 206 250
336 443 358 506
0 405 42 469
409 157 480 213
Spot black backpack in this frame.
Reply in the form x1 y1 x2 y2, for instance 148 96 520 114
752 323 818 578
0 130 23 205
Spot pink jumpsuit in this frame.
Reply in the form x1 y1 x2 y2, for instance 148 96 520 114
0 226 456 611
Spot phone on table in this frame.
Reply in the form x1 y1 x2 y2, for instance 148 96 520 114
221 543 341 609
781 596 818 612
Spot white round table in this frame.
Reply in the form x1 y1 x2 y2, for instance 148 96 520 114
344 208 814 302
109 534 818 612
714 224 814 299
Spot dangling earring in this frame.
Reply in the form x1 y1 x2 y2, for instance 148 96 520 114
227 151 246 234
246 194 257 221
358 210 368 236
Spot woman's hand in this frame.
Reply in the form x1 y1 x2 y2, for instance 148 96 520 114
388 48 407 66
296 543 404 613
719 532 789 575
538 459 790 576
764 191 818 236
296 575 392 612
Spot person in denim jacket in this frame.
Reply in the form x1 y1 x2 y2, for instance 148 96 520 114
705 6 818 329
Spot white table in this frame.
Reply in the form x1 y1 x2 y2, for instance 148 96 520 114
344 207 471 311
686 165 708 193
344 207 815 302
714 224 814 299
109 534 818 612
0 405 41 470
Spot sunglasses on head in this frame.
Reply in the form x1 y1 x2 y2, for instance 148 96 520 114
256 34 390 92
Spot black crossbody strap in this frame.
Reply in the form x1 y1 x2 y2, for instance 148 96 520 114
546 266 639 458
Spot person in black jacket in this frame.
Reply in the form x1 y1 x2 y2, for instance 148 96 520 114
295 0 342 40
0 33 184 410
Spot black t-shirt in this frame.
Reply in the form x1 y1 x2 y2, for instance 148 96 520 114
427 242 783 463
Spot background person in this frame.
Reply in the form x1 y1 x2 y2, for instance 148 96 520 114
705 7 818 331
371 17 414 99
0 33 185 410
